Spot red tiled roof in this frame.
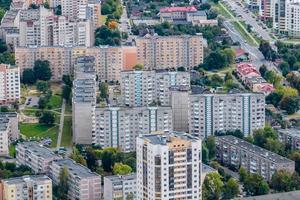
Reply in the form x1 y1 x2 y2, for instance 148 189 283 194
237 63 260 77
254 83 275 92
160 6 197 13
235 48 245 57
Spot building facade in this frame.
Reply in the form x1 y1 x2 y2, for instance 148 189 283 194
104 174 137 200
278 128 300 150
189 92 265 139
0 64 20 104
120 70 190 107
1 175 52 200
216 135 295 181
16 142 60 174
136 132 202 199
135 34 203 70
94 106 173 152
50 159 101 200
72 56 97 144
15 46 137 81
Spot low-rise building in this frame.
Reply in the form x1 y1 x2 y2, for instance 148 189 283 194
0 64 20 104
1 175 52 200
278 128 300 151
216 135 295 181
16 142 60 174
104 174 137 200
50 159 101 200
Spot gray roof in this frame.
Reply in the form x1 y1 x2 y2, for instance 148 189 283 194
17 142 58 159
105 173 136 182
142 131 200 145
53 159 101 178
236 190 300 200
278 128 300 139
3 175 51 185
202 164 217 174
217 135 294 164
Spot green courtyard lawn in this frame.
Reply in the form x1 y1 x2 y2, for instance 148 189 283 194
46 94 62 109
20 123 58 148
61 116 72 147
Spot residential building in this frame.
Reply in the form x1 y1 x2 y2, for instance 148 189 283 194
170 86 190 132
286 1 300 38
15 46 137 81
94 106 173 152
189 92 265 139
136 132 202 200
16 142 60 174
72 56 97 144
120 70 190 107
103 174 137 200
216 135 295 181
136 34 203 70
1 175 52 200
78 0 102 29
50 159 101 200
0 112 19 156
278 128 300 150
0 64 20 104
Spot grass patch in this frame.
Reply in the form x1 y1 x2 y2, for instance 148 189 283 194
213 3 231 18
61 116 72 147
20 123 58 148
232 21 256 46
22 109 39 117
9 144 16 157
280 39 300 45
46 95 62 109
65 103 72 115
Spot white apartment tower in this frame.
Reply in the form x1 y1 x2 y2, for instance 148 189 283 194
94 106 173 152
0 64 20 104
0 113 19 156
72 56 97 144
189 92 265 139
120 70 190 107
136 132 202 200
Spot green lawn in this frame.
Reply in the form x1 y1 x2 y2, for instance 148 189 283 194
46 95 62 109
232 21 256 46
22 109 39 117
20 123 58 148
9 144 16 157
61 116 72 147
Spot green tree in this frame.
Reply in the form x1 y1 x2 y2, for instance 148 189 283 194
264 138 284 154
133 64 144 70
289 151 300 173
38 97 48 109
33 60 52 81
99 82 108 99
0 8 5 21
202 144 209 164
113 163 132 175
224 72 233 81
270 170 293 192
86 147 98 171
239 167 248 183
259 65 268 77
266 92 283 107
206 136 216 159
223 178 239 199
39 111 55 126
243 173 269 196
203 172 224 200
280 96 300 114
279 62 290 76
62 75 73 87
0 106 9 112
22 69 36 84
36 80 50 94
62 85 72 102
57 166 69 200
70 147 87 166
221 48 235 65
264 70 281 86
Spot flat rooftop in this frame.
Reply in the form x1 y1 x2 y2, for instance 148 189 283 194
105 173 136 182
142 131 200 145
236 190 300 200
278 128 300 138
53 159 100 178
17 142 58 159
217 135 294 164
3 175 51 185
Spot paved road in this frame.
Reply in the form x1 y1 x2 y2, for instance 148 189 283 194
224 21 281 75
56 99 66 149
224 0 276 45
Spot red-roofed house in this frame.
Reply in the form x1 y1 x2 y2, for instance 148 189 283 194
159 6 204 23
252 83 275 95
236 63 260 81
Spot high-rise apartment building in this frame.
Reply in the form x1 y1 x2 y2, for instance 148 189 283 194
120 70 190 107
72 56 97 144
216 135 295 181
136 34 203 70
16 142 60 174
136 132 202 199
1 175 52 200
0 112 19 156
94 106 173 152
0 64 20 104
50 159 101 200
189 92 265 139
15 46 137 81
286 1 300 38
104 174 137 200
